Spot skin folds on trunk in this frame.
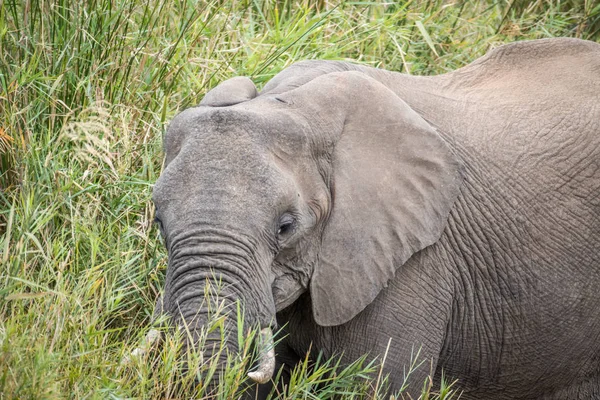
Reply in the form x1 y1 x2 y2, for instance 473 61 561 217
156 228 277 390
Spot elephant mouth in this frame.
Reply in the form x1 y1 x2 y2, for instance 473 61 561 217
272 262 310 312
273 277 307 311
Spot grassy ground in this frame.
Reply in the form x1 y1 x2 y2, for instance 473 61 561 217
1 0 598 398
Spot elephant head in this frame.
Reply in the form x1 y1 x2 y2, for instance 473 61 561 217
151 68 463 387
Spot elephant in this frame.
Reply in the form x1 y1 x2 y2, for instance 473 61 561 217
147 37 600 399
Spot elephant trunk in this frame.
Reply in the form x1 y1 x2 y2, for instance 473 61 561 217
160 229 277 385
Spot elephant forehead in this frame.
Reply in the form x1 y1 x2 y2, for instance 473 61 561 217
154 101 314 217
165 100 310 159
153 130 298 218
157 140 276 192
165 108 257 157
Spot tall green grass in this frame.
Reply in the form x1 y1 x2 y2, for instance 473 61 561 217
1 0 598 398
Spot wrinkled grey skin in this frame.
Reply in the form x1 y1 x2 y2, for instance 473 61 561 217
152 38 600 399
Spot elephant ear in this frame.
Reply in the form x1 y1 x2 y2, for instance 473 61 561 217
278 71 463 326
200 76 258 107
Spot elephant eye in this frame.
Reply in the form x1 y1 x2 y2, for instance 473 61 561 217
277 214 296 238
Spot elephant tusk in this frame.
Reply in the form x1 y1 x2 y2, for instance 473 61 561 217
121 329 161 365
247 327 276 384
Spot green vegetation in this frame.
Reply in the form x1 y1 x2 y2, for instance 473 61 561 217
1 0 598 398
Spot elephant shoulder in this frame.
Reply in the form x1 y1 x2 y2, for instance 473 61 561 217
444 38 600 101
477 37 600 68
461 38 600 75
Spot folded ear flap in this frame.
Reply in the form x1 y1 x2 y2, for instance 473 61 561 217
200 77 258 107
261 60 359 95
278 72 463 326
